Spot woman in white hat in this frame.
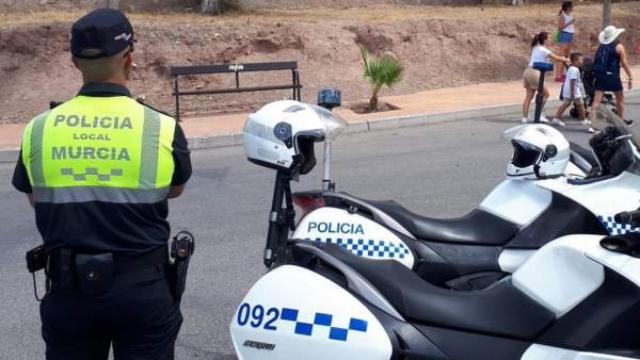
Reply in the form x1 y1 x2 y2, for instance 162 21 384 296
590 25 633 124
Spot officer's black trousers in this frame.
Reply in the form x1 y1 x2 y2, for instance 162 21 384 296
40 277 182 360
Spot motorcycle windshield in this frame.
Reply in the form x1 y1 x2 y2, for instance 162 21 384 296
307 104 348 140
591 106 640 177
595 105 640 150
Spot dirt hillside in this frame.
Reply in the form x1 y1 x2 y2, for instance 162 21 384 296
0 0 558 11
1 3 638 123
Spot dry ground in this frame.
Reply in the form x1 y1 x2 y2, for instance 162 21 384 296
1 3 639 123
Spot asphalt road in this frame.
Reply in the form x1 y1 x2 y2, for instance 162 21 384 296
1 100 638 359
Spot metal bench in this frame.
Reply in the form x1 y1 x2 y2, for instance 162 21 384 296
170 61 302 120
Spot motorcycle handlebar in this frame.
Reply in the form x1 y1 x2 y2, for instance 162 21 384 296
590 127 632 150
614 209 640 226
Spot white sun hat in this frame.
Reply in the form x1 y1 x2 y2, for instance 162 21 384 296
599 25 625 45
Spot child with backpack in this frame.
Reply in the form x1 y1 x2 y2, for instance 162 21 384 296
552 53 595 132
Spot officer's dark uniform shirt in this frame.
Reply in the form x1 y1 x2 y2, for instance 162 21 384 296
12 83 192 254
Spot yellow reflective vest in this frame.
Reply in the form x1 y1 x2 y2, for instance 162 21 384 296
21 95 176 204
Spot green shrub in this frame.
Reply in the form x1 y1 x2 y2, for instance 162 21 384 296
361 47 403 112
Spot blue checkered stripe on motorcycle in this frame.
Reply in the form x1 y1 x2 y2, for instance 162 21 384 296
305 237 410 259
598 216 640 236
280 308 368 341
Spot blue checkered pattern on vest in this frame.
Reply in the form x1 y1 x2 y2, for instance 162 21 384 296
280 308 368 341
305 237 410 259
598 216 640 236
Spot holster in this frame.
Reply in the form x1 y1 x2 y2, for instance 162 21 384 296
168 261 189 301
168 231 195 301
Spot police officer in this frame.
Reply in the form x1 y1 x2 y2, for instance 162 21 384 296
12 9 191 360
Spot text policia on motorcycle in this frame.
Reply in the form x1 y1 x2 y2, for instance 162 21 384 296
14 9 193 360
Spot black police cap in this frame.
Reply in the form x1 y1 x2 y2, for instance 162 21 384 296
71 8 135 59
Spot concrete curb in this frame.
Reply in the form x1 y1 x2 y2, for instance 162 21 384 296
185 87 640 150
197 103 527 151
187 133 244 150
2 89 640 162
188 99 557 151
0 149 20 164
184 103 526 152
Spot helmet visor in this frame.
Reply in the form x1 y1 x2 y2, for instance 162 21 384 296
511 140 542 168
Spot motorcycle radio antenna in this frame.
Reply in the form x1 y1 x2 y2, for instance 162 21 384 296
317 88 342 191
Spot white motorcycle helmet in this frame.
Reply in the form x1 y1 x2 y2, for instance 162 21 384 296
243 100 347 175
507 124 570 180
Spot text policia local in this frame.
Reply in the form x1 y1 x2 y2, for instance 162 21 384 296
50 114 133 161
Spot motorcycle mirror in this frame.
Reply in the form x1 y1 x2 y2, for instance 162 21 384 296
600 237 631 253
317 88 341 110
317 88 341 191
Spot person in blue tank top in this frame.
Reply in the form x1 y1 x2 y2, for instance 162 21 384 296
590 25 633 124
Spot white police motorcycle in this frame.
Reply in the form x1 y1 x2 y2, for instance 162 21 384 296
259 90 637 291
231 99 640 359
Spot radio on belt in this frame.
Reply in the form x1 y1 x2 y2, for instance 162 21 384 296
169 230 195 300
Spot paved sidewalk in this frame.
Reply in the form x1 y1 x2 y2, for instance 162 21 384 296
1 67 639 158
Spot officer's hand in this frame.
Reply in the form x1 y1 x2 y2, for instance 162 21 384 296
168 185 185 199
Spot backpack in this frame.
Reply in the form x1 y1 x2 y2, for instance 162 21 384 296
593 42 619 75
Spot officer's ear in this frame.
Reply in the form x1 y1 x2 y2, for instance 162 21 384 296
123 51 134 80
125 51 133 66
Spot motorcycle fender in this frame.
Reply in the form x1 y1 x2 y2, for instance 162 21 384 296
479 179 552 227
292 207 415 269
229 265 393 360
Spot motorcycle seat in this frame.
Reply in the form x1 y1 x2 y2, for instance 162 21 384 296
367 200 518 245
314 244 555 339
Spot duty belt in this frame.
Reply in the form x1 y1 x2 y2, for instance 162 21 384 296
46 246 169 295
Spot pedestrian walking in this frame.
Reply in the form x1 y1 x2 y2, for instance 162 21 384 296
12 8 192 360
552 52 595 132
555 1 576 82
589 25 634 125
522 32 570 124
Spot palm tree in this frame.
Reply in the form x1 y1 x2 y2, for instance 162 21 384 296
201 0 242 14
201 0 222 14
602 0 612 29
361 47 404 112
106 0 119 9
